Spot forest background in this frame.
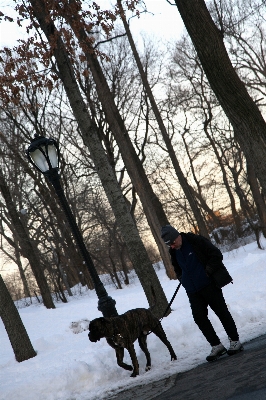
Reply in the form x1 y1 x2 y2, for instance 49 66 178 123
1 0 266 316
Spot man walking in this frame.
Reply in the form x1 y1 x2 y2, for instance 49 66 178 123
161 225 243 362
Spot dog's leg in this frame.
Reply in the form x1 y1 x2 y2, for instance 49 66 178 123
127 343 139 377
115 347 133 372
138 334 151 372
153 324 177 361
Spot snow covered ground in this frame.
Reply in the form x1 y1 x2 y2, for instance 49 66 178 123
1 237 266 400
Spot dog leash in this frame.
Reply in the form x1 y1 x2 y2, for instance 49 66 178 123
161 282 182 320
147 282 182 335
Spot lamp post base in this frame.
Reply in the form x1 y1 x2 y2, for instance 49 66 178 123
98 295 118 317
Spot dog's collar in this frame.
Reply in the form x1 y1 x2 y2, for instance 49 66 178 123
110 333 124 346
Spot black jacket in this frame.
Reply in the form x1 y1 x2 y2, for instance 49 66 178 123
169 232 233 289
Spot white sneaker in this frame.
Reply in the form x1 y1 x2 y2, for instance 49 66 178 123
206 343 227 362
227 339 244 355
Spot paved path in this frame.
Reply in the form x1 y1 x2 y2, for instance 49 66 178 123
108 334 266 400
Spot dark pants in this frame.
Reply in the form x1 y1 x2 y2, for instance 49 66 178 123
187 282 239 346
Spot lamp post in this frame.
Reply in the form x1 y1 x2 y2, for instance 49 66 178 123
26 135 117 317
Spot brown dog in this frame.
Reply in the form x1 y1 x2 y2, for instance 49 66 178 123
88 308 177 377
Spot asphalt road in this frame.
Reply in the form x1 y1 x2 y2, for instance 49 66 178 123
107 334 266 400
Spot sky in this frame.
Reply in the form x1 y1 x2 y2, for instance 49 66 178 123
1 236 266 400
0 0 185 48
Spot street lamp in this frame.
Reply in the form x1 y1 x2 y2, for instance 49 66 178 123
26 135 117 317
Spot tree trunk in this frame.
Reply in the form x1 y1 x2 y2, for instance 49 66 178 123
246 160 266 238
63 0 177 278
59 264 73 296
0 274 37 362
0 169 55 309
14 241 31 300
234 182 262 248
174 0 266 197
29 0 169 318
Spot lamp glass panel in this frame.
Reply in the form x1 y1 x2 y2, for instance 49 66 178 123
47 145 58 168
31 147 49 172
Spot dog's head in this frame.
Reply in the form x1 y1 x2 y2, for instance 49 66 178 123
88 317 111 342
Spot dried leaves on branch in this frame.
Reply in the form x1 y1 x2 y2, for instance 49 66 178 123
0 0 140 105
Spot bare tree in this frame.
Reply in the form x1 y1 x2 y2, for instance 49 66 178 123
23 0 170 317
60 1 177 278
168 32 266 239
0 108 94 290
116 0 209 238
173 0 266 199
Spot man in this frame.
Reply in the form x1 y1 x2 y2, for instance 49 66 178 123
161 224 243 362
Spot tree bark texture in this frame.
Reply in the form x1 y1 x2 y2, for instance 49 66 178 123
174 0 266 196
0 169 55 309
29 0 169 318
0 274 37 362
